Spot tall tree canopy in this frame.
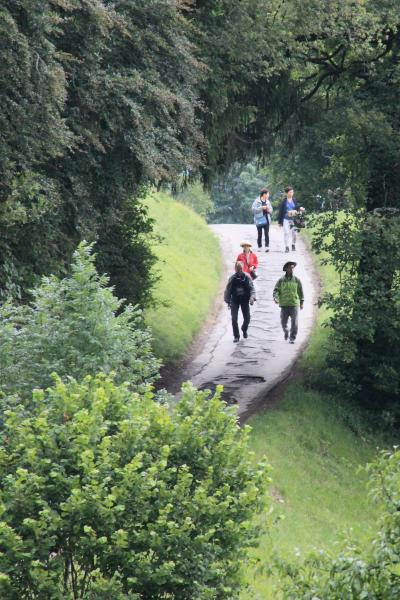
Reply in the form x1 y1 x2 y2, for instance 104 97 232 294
0 0 204 304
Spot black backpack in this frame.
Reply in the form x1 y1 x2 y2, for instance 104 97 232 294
231 273 251 299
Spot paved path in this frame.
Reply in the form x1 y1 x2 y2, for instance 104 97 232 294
179 224 318 418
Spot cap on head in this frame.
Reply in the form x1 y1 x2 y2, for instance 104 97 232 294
283 261 296 271
240 241 252 248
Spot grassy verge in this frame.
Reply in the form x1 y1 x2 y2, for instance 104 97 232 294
242 232 384 599
144 191 222 361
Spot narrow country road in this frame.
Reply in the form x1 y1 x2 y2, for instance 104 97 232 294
178 223 318 418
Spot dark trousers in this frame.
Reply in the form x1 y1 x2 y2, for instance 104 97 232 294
281 306 299 340
231 298 250 338
256 222 270 247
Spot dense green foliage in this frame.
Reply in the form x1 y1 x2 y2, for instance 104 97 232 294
0 376 268 599
276 448 400 599
311 210 400 420
0 0 282 305
0 242 159 402
209 163 269 224
0 0 202 304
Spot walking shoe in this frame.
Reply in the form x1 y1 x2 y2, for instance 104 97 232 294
289 338 295 344
233 337 240 343
284 330 289 340
265 247 269 252
285 246 290 253
292 244 296 251
242 330 248 339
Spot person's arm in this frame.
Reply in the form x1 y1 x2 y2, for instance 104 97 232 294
297 278 304 308
252 199 263 217
278 200 286 225
224 276 233 305
247 274 256 303
252 253 258 269
273 278 281 304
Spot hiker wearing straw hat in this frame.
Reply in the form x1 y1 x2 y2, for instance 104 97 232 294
273 261 304 344
236 241 259 280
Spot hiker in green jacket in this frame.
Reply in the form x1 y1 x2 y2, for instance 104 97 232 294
273 261 304 344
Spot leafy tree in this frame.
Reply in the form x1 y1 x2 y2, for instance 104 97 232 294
276 448 400 599
0 242 159 401
209 163 269 224
0 376 269 599
0 0 204 306
0 0 70 300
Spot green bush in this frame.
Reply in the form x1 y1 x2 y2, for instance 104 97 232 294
0 242 159 401
0 375 269 599
311 210 400 421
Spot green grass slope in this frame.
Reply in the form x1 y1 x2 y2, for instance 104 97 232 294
144 191 222 361
242 234 384 599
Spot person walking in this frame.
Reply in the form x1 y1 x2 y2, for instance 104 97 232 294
224 261 256 342
278 186 298 253
252 188 273 251
236 241 259 279
273 261 304 344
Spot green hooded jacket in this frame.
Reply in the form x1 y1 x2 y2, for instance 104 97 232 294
273 275 304 307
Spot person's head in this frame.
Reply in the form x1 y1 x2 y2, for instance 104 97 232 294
260 188 269 201
285 186 294 199
235 260 244 273
240 241 252 253
283 261 296 276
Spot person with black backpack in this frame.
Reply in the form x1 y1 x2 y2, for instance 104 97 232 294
224 260 256 342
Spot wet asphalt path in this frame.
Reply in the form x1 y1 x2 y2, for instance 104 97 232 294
180 224 318 417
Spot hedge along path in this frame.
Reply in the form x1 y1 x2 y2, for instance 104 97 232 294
180 224 318 420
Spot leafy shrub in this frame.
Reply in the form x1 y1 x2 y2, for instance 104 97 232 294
311 209 400 421
0 242 159 401
0 375 269 599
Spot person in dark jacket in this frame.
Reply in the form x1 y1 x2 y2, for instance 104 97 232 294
273 261 304 343
224 261 256 342
278 186 298 253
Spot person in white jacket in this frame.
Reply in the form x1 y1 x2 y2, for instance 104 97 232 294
251 188 273 252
